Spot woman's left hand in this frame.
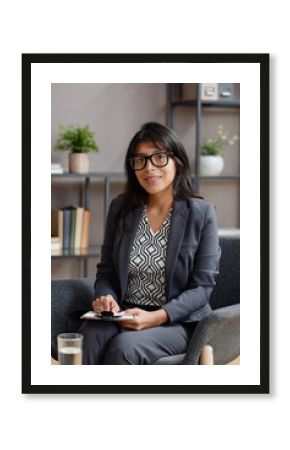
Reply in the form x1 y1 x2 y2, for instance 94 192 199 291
118 308 168 331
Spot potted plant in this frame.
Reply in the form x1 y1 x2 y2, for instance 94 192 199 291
54 125 99 173
199 125 239 176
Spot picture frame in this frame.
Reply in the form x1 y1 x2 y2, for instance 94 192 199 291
22 53 269 394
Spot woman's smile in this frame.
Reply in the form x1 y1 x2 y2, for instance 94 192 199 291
143 175 161 184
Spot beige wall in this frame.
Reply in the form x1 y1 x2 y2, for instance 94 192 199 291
52 83 168 279
172 92 240 229
52 83 167 172
51 83 240 279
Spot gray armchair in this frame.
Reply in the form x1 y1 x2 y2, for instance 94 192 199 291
51 237 240 365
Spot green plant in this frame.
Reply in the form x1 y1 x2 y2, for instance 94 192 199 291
55 125 99 153
200 125 239 156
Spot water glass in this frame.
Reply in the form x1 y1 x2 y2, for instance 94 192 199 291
57 333 83 365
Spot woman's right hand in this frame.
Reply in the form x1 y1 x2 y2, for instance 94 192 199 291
91 295 120 313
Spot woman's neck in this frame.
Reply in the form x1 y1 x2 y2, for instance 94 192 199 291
146 192 173 212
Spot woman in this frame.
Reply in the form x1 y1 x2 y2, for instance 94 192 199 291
79 122 221 364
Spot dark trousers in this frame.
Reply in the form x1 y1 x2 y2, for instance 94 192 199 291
78 318 195 365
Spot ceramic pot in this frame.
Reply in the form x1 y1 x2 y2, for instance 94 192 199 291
200 155 224 176
69 153 90 173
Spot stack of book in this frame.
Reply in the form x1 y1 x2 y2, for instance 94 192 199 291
51 162 64 174
51 206 91 255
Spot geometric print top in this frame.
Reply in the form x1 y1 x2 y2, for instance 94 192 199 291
124 206 172 307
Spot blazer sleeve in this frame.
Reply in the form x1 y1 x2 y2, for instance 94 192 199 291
163 203 221 323
93 198 121 302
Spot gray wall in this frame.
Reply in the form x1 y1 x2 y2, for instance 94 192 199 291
51 83 167 172
51 83 168 279
51 83 240 279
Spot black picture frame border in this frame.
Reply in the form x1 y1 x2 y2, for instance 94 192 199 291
22 53 269 394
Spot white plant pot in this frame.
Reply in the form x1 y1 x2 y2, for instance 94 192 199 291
200 155 224 176
69 153 90 173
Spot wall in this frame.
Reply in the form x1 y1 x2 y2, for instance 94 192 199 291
51 83 240 279
51 83 168 278
51 83 167 172
172 84 240 228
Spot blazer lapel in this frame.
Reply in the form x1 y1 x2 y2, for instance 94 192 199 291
118 205 143 301
165 199 189 299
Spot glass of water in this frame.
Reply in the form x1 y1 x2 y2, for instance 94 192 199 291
57 333 83 365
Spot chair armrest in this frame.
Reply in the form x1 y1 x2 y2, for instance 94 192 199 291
183 303 240 365
51 277 95 359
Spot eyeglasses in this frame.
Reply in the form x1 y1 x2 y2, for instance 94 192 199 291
129 151 173 171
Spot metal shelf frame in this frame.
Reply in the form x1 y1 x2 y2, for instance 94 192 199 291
51 172 126 276
167 83 240 193
52 172 126 219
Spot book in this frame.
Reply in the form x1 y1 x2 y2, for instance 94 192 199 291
51 236 62 255
60 205 79 249
80 209 91 248
74 207 84 249
51 205 91 253
51 208 64 246
69 208 76 249
80 311 134 321
51 163 64 174
218 228 240 237
63 208 71 249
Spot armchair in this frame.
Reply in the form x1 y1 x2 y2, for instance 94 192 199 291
51 237 240 364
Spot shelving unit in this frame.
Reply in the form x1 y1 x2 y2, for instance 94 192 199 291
167 83 240 193
51 172 125 277
52 83 240 278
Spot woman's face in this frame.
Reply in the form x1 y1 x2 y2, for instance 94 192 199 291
133 141 176 197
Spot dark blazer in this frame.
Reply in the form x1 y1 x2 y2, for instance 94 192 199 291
94 195 221 323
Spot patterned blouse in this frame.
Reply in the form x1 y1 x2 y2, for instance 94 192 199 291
124 207 172 307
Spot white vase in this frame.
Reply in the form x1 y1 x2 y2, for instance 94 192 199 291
69 153 90 173
200 155 224 176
